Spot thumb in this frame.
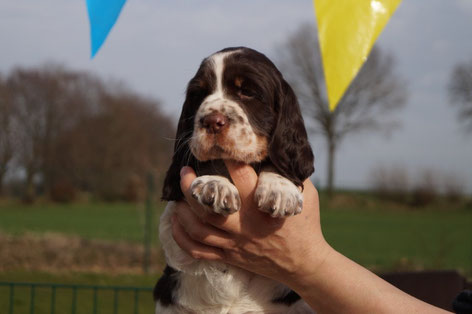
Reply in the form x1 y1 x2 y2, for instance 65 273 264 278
180 166 197 196
224 160 258 203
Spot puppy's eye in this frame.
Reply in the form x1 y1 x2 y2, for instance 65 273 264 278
238 87 255 99
233 77 253 99
190 87 208 99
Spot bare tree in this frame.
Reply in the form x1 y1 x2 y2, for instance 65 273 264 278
0 75 13 195
58 84 175 200
277 24 407 195
448 59 472 132
7 64 95 200
5 64 174 202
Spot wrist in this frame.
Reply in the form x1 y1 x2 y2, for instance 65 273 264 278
282 237 335 293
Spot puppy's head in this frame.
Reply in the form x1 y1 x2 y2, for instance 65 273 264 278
162 47 314 201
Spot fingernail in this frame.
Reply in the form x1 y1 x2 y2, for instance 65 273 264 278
180 166 191 178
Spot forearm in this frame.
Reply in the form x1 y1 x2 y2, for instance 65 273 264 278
284 245 450 314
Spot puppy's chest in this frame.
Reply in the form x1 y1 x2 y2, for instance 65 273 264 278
193 159 232 179
175 265 300 314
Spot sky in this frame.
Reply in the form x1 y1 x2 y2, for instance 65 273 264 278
0 0 471 192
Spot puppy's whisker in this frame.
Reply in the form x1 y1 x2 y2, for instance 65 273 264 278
181 115 196 122
172 133 194 159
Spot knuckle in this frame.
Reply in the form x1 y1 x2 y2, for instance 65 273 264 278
221 240 237 251
171 222 180 239
186 226 201 241
189 250 202 259
199 211 211 221
222 248 239 262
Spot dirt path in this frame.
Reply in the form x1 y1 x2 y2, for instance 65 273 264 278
0 232 163 274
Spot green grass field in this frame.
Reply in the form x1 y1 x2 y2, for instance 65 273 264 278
321 208 472 274
318 192 472 275
0 201 165 244
0 272 156 314
0 194 471 276
0 194 470 312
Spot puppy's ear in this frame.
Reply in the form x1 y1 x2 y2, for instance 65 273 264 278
161 97 197 201
269 80 314 188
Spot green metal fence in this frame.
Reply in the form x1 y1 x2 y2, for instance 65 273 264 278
0 282 154 314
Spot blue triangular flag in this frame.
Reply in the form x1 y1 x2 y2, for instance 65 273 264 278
86 0 127 58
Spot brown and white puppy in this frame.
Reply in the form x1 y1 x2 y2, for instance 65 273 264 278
155 47 315 314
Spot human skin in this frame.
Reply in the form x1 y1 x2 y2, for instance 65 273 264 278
171 161 450 314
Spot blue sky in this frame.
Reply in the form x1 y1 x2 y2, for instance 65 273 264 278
1 0 471 191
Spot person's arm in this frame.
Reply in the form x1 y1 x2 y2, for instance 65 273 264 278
171 161 450 314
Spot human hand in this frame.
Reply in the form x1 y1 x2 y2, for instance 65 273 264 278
171 160 331 289
170 161 451 314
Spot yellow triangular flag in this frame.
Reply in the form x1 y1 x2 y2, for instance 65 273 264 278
314 0 402 111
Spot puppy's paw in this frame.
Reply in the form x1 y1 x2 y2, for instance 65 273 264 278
190 175 241 216
255 172 303 217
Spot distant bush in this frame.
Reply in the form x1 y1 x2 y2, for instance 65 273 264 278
369 164 409 202
50 180 77 203
122 174 145 202
410 170 439 207
442 173 465 202
369 165 466 207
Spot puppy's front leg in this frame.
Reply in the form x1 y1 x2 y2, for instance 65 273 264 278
255 170 303 218
190 175 241 215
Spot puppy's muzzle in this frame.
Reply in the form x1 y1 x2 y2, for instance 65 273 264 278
200 112 228 134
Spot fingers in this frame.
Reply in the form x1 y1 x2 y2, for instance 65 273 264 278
179 167 208 219
173 202 236 249
171 214 225 261
223 160 258 203
171 214 250 268
180 166 197 193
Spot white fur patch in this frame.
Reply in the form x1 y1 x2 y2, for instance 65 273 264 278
255 171 303 217
212 52 227 98
159 202 197 271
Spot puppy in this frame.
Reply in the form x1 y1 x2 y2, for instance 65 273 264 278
154 47 315 314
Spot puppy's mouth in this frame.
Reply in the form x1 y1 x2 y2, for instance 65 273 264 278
190 131 236 162
189 113 268 163
203 144 228 160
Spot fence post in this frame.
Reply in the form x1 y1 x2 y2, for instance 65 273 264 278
51 286 56 314
113 288 119 314
143 172 154 273
93 287 98 314
134 289 139 314
9 283 14 314
29 285 35 314
71 286 77 314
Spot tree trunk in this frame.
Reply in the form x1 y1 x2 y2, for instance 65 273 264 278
326 136 336 197
0 168 5 196
24 168 36 203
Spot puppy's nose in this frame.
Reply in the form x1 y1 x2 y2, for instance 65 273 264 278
201 112 228 134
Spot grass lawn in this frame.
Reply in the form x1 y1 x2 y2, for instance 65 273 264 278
0 271 156 314
321 208 472 275
318 192 472 276
0 194 471 276
0 201 166 244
